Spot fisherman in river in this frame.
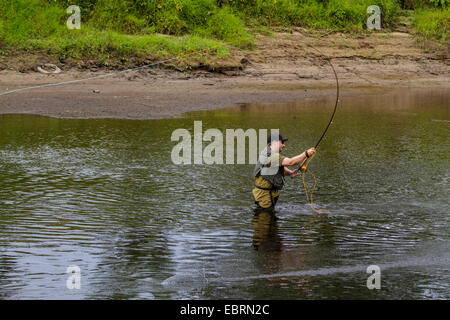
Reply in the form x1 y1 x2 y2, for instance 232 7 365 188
252 133 316 214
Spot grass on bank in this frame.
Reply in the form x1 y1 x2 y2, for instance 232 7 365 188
0 0 448 68
0 0 232 68
413 7 449 43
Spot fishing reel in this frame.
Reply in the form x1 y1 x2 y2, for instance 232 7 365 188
299 157 309 173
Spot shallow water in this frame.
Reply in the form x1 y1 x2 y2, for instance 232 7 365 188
0 87 448 299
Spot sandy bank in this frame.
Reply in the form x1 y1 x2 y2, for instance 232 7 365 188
0 30 448 119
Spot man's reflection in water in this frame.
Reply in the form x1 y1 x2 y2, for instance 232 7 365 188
251 210 315 294
252 210 282 251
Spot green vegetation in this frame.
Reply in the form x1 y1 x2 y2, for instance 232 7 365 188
413 8 449 42
0 0 231 67
0 0 448 67
222 0 402 30
398 0 449 9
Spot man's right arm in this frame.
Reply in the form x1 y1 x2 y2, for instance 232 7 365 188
282 147 316 167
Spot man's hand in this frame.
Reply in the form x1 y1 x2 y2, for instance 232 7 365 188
290 171 299 178
306 147 316 157
282 147 317 167
284 167 299 177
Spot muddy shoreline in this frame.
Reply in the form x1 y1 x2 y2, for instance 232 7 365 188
0 70 448 119
0 30 448 119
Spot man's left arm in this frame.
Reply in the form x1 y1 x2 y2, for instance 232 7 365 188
284 167 299 178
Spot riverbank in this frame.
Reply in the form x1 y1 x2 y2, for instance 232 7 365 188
0 29 448 119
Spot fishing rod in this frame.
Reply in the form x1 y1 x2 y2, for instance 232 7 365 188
298 44 340 213
299 44 340 173
312 50 340 150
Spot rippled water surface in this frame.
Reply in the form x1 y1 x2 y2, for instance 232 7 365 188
0 87 449 299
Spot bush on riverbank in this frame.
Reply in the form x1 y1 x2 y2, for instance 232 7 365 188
46 0 402 32
398 0 449 9
413 7 449 42
0 0 448 66
0 0 230 64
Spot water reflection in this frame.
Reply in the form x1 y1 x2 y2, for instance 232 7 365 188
252 211 282 251
0 86 448 299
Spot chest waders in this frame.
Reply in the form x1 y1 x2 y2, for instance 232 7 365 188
253 148 285 208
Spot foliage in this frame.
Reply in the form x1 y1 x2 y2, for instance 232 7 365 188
413 7 449 42
0 0 447 64
0 0 228 62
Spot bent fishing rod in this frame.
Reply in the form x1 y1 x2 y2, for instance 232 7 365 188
295 44 340 213
298 44 340 173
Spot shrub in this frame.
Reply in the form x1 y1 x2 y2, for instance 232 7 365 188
206 6 254 48
0 0 66 45
413 7 449 42
90 0 147 34
180 0 216 29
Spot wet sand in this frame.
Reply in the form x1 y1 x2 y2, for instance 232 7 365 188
0 69 448 119
0 29 448 119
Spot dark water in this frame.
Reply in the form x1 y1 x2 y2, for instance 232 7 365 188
0 87 448 299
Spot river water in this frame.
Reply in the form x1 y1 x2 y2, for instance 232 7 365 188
0 87 448 299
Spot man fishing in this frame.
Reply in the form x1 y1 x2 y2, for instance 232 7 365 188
252 133 316 213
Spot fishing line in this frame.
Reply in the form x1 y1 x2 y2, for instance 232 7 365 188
299 44 340 214
0 46 219 97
